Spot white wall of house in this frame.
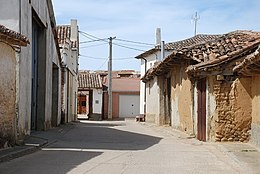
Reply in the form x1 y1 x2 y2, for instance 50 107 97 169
93 89 102 114
139 50 173 115
146 77 160 124
60 20 79 122
0 0 61 137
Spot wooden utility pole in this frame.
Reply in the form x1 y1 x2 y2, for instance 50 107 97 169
108 37 115 120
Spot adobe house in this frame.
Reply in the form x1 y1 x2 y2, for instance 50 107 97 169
186 31 260 143
0 25 29 148
142 34 220 126
142 30 260 143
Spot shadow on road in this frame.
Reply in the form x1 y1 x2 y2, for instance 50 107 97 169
48 121 162 151
0 121 162 174
0 150 102 174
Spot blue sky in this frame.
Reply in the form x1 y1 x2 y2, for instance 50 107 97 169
53 0 260 71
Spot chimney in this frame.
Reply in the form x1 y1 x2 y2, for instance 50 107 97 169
156 28 161 45
160 41 165 61
70 19 78 42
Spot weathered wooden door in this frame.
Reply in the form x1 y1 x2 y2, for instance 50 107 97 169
89 90 93 115
197 78 206 141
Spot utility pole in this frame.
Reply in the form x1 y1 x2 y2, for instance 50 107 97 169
192 12 200 36
108 36 116 120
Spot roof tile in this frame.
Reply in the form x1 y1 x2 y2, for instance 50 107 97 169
142 30 260 81
56 25 77 48
78 71 103 89
0 24 29 46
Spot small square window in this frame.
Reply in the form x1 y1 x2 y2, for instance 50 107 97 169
81 101 86 106
95 100 99 104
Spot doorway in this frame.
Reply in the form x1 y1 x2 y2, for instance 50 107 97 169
197 78 206 141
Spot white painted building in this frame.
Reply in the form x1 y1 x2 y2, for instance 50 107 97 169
0 0 61 143
57 20 79 123
78 71 103 120
135 44 175 116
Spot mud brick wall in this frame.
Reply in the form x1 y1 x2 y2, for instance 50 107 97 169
213 78 252 142
0 43 16 148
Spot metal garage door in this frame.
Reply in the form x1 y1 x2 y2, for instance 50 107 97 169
119 95 140 118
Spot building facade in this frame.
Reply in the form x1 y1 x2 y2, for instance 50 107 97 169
142 31 260 145
103 77 140 119
57 20 79 123
78 71 103 120
0 0 61 144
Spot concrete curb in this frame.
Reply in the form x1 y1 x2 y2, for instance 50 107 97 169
0 146 38 163
0 137 48 163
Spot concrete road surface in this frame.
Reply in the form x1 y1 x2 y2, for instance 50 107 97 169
0 119 251 174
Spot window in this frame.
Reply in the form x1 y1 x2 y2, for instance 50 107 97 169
81 101 86 106
95 100 99 104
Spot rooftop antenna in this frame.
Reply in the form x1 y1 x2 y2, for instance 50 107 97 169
192 12 200 36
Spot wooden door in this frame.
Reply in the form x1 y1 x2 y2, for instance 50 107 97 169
197 78 206 141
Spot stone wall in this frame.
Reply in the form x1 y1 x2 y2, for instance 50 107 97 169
211 77 252 142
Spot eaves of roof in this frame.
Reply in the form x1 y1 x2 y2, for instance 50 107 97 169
142 30 260 82
0 25 29 47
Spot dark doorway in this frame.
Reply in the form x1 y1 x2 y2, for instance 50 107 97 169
197 78 207 141
165 77 171 125
88 90 93 116
31 12 46 131
52 64 59 127
31 19 39 130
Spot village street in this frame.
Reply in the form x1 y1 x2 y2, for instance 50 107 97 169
1 119 259 174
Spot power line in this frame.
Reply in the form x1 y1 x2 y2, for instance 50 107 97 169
80 43 107 49
80 38 107 44
79 54 107 60
79 32 98 41
113 57 135 60
97 58 109 70
79 31 108 43
115 38 154 46
113 41 153 48
113 42 146 52
79 30 153 52
79 54 136 60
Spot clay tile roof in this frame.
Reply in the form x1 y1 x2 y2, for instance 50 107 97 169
186 30 260 75
142 30 260 82
135 34 220 58
233 46 260 76
0 24 29 46
56 25 77 48
78 71 103 89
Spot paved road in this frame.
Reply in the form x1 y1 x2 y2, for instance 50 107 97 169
0 119 249 174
